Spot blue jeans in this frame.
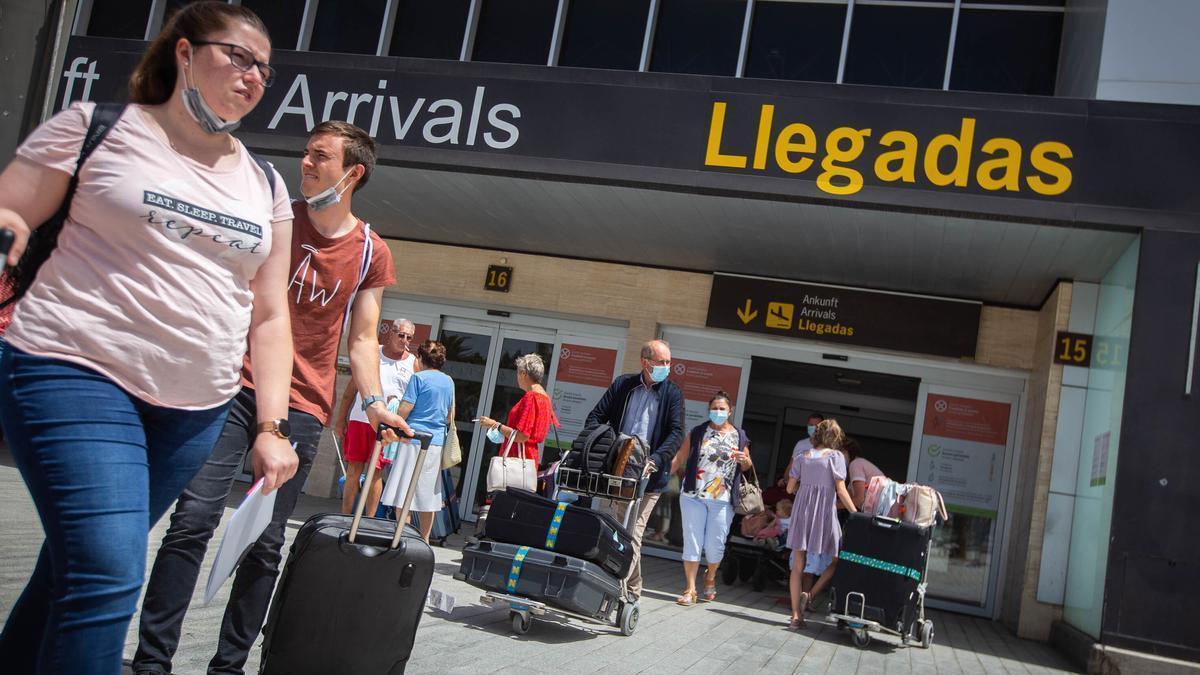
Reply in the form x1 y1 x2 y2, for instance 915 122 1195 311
0 347 231 675
133 387 322 675
679 493 735 563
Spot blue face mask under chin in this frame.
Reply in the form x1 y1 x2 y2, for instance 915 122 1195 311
182 62 241 134
304 168 354 211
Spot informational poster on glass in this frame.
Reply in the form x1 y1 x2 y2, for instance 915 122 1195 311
670 358 745 430
912 388 1016 611
917 393 1011 518
550 342 619 448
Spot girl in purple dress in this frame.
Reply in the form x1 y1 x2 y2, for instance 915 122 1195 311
786 419 857 629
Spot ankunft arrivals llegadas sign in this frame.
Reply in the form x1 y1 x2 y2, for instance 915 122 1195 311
705 273 982 359
54 37 1200 229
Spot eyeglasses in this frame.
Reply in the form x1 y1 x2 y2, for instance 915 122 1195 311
644 358 671 366
396 334 415 340
192 40 276 87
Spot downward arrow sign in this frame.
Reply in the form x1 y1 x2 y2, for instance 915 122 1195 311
736 299 758 324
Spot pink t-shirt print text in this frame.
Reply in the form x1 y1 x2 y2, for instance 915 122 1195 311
143 190 266 255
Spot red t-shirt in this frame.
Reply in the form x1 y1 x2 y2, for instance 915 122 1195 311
242 201 395 424
506 390 559 463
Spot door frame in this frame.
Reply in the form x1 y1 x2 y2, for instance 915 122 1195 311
660 325 1029 619
446 319 559 520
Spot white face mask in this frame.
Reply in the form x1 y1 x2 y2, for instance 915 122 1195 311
182 57 241 134
304 168 354 212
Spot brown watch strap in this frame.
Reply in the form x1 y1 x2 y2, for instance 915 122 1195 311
256 420 282 438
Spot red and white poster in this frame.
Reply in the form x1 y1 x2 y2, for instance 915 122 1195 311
551 343 619 447
671 358 744 429
917 393 1012 518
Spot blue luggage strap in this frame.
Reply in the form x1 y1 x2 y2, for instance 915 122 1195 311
840 551 923 581
544 501 569 549
506 546 531 592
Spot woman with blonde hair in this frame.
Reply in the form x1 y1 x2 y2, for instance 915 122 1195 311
785 419 856 628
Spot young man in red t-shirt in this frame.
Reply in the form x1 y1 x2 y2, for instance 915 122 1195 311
133 122 410 675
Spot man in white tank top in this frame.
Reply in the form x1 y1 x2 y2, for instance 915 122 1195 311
333 317 417 514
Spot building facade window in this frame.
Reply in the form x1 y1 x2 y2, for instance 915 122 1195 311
744 0 846 83
388 0 472 60
84 0 151 39
1062 240 1138 639
558 0 651 71
950 7 1062 95
310 0 389 55
471 0 559 65
240 0 306 51
650 0 746 76
843 2 955 89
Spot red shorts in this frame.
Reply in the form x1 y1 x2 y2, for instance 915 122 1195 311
342 420 384 469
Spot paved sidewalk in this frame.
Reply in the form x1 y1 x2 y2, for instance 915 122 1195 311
0 451 1078 674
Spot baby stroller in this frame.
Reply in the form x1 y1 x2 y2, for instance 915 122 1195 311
720 514 791 592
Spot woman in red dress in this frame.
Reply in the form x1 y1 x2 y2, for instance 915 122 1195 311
478 353 558 464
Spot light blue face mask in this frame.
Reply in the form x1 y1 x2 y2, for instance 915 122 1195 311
807 425 817 437
182 59 241 134
486 425 505 444
649 365 670 383
708 410 729 425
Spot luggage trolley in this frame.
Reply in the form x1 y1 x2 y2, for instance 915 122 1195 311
826 514 940 649
477 465 649 637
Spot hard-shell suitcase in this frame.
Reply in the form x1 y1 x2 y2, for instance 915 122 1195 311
455 540 622 621
829 513 931 637
411 468 460 545
481 487 634 578
260 428 435 675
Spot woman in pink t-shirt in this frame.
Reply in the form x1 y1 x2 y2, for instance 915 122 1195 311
842 437 887 510
0 4 295 672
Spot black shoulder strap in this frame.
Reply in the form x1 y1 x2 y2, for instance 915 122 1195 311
79 103 124 166
247 150 276 198
0 103 126 309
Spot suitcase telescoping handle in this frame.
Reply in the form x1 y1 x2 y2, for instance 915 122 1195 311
347 425 434 548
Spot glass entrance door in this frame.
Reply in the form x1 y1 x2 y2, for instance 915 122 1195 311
438 319 557 521
438 320 498 515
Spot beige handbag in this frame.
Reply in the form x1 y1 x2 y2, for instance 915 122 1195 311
441 400 462 469
485 428 536 494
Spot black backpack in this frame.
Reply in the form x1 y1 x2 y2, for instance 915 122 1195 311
564 423 619 474
563 423 648 480
1 103 277 308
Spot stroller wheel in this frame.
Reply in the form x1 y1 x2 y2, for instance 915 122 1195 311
738 558 756 582
751 563 768 592
721 557 739 585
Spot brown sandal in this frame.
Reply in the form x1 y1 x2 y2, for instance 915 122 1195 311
676 590 698 606
701 585 717 602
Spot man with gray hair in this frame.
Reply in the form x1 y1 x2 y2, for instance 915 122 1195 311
333 317 417 514
585 339 685 599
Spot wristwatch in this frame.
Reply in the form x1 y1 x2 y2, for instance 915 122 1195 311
361 394 386 412
256 418 291 439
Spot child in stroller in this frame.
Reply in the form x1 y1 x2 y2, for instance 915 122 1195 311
721 499 793 591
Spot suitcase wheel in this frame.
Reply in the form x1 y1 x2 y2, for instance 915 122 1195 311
619 601 639 636
920 620 934 649
510 611 532 635
851 628 871 648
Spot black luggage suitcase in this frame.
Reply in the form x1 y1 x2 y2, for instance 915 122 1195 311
829 513 931 636
455 540 622 621
481 488 634 578
260 428 436 675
